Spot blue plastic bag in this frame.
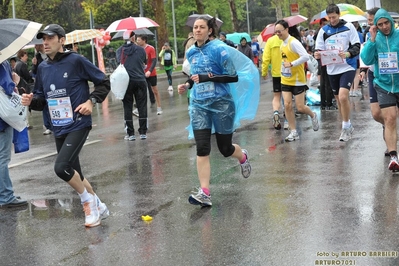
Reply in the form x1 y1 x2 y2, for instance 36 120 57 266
306 88 321 106
13 127 29 153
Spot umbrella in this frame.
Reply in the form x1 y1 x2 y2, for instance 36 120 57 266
261 15 308 42
340 14 367 23
259 23 274 42
185 14 223 28
64 29 103 45
112 28 154 40
0 18 42 63
311 4 364 25
23 36 43 49
226 32 251 45
106 17 159 33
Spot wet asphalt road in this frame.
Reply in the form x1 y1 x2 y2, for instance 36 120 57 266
2 72 399 266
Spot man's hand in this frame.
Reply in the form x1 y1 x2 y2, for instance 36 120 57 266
74 100 93 116
12 72 20 85
21 93 33 106
369 25 377 42
314 51 321 59
177 84 188 95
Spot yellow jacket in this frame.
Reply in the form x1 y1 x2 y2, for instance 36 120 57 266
261 35 283 77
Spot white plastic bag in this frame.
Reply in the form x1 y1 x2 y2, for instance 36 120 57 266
0 87 28 132
307 55 319 74
110 64 129 100
310 72 319 86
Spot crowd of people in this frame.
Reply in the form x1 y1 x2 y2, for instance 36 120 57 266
1 5 399 229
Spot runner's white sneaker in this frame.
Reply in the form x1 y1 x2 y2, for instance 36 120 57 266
95 194 109 220
82 195 100 227
285 130 299 142
339 125 354 142
311 112 319 131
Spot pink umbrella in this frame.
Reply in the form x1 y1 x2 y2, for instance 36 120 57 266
106 17 159 33
261 15 308 42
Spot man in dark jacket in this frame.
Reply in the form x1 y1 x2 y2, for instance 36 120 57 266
116 30 148 140
22 24 111 227
0 61 28 208
219 32 235 47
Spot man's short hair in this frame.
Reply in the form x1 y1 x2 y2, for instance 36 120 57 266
130 31 135 38
326 4 340 15
138 35 148 42
367 7 380 16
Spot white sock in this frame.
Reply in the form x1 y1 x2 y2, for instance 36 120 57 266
78 188 92 203
342 120 351 129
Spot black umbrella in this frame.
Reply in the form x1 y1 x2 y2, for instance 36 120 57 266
185 14 223 28
0 18 42 63
112 28 155 40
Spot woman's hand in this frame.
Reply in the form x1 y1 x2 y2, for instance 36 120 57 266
177 84 188 95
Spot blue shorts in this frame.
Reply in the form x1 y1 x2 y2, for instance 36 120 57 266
328 71 356 95
368 70 377 103
190 95 235 134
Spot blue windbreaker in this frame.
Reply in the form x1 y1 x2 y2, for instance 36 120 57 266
361 8 399 93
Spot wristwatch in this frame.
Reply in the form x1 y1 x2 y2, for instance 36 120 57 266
90 97 97 106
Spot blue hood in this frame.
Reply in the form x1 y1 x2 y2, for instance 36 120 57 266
374 8 396 37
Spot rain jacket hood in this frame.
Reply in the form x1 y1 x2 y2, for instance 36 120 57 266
374 8 395 38
360 8 399 93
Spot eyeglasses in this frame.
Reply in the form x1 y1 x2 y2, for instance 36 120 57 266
274 29 286 34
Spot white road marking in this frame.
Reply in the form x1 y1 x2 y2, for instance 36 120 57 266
9 140 101 169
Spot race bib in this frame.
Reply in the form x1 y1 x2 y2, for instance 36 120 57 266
281 62 292 77
196 81 215 99
326 38 345 51
378 52 399 74
48 96 74 126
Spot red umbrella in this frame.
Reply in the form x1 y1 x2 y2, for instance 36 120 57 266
106 17 159 33
260 24 274 42
261 15 308 42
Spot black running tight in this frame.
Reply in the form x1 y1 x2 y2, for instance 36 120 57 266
193 129 235 157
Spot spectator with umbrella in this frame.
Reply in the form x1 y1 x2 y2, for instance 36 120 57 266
0 18 42 209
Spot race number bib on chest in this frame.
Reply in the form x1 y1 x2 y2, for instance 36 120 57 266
281 63 292 77
378 52 399 74
326 38 345 51
48 97 74 126
196 81 215 99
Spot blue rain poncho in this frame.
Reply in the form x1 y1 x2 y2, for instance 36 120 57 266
185 39 260 139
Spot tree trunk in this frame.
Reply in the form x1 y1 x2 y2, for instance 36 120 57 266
228 0 239 32
194 0 204 14
153 0 168 54
1 0 11 19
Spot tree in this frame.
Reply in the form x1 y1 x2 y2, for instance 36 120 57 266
0 0 11 19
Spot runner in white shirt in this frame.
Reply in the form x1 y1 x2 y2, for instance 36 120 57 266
314 4 360 142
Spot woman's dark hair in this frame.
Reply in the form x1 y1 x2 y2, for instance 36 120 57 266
275 20 301 42
195 16 218 37
326 4 340 15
